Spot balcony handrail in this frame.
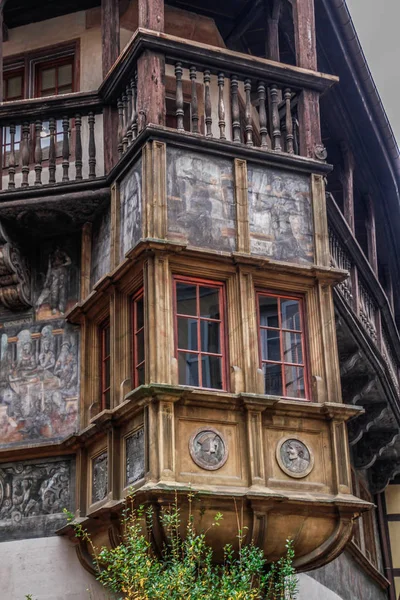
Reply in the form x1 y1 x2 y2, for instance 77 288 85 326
0 91 103 124
100 28 339 103
327 192 400 362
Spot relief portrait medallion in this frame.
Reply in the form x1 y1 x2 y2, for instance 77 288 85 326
276 437 314 479
189 427 228 471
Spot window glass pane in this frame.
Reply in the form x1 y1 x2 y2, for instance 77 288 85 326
263 363 282 396
259 296 279 328
58 84 73 94
283 331 303 364
104 389 111 409
104 326 110 356
178 317 198 351
7 75 23 99
41 67 56 93
137 364 145 386
199 286 220 319
105 360 111 389
176 283 197 316
201 355 223 389
178 352 199 386
281 299 301 331
58 63 72 87
260 329 281 362
200 320 220 354
136 330 145 365
284 366 305 398
136 297 144 330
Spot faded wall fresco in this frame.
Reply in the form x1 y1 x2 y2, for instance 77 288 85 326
167 148 236 252
0 457 74 541
91 206 111 287
0 321 79 447
248 165 313 263
120 158 142 257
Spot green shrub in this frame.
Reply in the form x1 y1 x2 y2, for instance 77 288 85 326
65 493 298 600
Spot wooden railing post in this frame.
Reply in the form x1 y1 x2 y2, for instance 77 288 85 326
102 0 120 172
366 193 378 275
137 0 165 129
340 142 355 234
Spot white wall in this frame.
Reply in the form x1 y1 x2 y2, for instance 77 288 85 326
0 536 113 600
298 574 343 600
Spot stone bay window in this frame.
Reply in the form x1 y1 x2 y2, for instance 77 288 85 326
1 1 399 598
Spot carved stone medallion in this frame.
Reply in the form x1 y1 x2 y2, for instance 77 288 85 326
189 427 228 471
91 451 108 504
125 428 145 486
276 437 314 479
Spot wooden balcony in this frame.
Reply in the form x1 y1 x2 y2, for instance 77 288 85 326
328 192 400 493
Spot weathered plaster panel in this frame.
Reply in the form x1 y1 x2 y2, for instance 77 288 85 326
167 148 236 251
0 457 75 542
248 164 313 263
90 207 111 287
120 158 142 257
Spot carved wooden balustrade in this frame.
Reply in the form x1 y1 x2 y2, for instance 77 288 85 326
327 192 400 393
101 29 336 161
0 92 103 191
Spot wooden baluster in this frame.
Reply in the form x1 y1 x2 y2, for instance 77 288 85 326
258 82 268 149
204 70 212 138
117 99 124 157
293 113 299 155
21 122 30 188
34 120 43 185
49 117 56 184
231 75 240 143
270 84 282 151
132 75 138 140
62 116 70 182
218 72 226 140
122 91 128 153
244 79 253 147
88 111 96 179
190 66 199 134
75 113 83 181
284 88 294 154
126 85 133 146
8 124 16 189
175 62 184 132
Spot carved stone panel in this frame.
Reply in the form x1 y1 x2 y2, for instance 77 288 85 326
120 158 142 257
0 321 79 447
247 165 313 263
0 222 31 311
90 207 111 287
167 148 236 252
189 427 228 471
91 451 108 504
0 457 74 541
125 427 145 486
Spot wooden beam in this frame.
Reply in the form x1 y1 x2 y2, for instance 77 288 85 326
340 141 355 234
366 194 378 276
0 2 4 103
292 0 317 71
265 0 282 61
101 0 120 78
139 0 164 31
225 0 263 45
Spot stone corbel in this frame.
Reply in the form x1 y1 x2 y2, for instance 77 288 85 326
0 221 32 310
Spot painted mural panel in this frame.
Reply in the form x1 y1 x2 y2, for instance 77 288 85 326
120 158 142 257
167 148 236 251
0 457 74 541
125 427 145 487
247 165 313 263
0 321 79 447
90 207 111 287
92 451 108 504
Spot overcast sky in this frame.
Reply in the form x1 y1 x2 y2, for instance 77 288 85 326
345 0 400 146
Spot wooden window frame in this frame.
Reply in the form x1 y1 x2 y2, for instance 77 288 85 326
132 288 145 389
173 274 228 391
34 55 75 98
100 319 111 411
256 289 310 400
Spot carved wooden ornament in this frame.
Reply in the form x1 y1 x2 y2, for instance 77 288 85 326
0 222 31 310
276 437 314 479
189 427 228 471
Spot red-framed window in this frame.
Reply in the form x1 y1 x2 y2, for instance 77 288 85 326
132 289 145 387
257 291 309 399
35 56 74 97
2 69 24 168
100 319 111 410
174 276 227 390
